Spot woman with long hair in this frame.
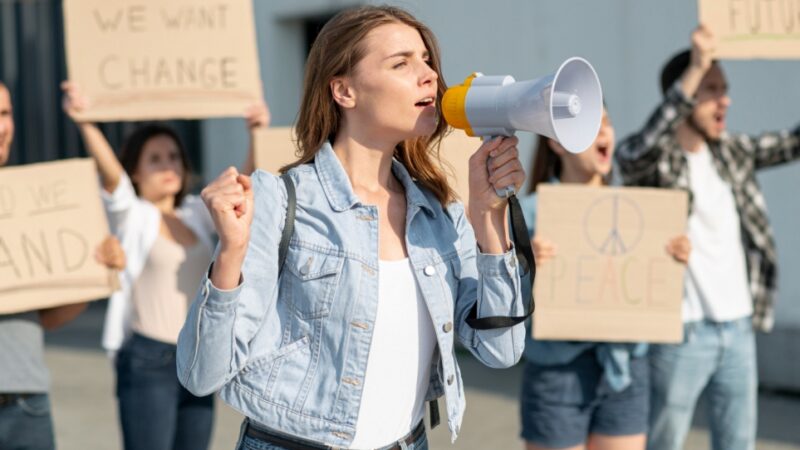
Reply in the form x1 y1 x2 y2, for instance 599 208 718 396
177 5 527 450
518 108 690 450
62 84 268 450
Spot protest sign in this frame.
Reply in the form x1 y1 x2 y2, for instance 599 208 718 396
252 127 298 175
699 0 800 59
0 159 116 314
533 184 688 343
64 0 263 121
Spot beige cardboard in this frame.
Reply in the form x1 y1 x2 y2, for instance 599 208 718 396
533 184 688 343
252 127 299 175
438 131 484 207
0 159 116 314
253 127 482 208
64 0 263 121
699 0 800 59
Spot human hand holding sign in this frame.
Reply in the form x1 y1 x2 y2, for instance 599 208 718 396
242 100 271 175
666 235 692 265
95 236 126 271
681 24 717 98
202 167 254 289
531 236 557 266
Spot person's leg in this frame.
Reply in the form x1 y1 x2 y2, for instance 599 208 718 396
519 353 599 450
173 382 214 450
116 335 180 450
526 442 584 450
705 319 757 450
0 393 56 450
587 434 645 450
647 322 719 450
588 355 650 450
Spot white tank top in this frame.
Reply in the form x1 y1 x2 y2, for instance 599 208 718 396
349 258 436 449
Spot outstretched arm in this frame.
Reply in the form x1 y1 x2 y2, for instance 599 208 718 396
241 101 270 175
61 81 124 193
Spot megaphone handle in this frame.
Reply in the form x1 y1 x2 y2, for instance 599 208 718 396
485 134 516 198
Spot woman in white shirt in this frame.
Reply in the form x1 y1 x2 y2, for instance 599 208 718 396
62 84 268 450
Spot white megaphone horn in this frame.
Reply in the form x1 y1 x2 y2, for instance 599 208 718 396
442 57 603 197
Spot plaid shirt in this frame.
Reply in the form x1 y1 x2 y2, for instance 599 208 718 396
616 83 800 332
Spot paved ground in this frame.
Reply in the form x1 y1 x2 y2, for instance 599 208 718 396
44 302 800 450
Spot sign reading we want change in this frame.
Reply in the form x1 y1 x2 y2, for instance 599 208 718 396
0 160 117 314
533 185 689 343
699 0 800 59
64 0 263 121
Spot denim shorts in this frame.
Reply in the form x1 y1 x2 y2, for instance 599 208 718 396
519 349 649 448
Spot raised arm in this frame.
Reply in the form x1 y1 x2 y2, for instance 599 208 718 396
615 25 715 186
241 101 270 175
61 81 124 193
177 169 286 395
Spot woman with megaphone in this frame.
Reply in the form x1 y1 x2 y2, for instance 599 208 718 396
518 108 691 450
177 5 528 450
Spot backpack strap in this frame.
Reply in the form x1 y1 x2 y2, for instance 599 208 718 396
278 173 296 272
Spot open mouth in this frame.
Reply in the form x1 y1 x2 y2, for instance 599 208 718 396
596 143 610 160
415 97 435 108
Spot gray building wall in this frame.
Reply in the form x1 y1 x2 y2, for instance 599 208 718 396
200 0 800 389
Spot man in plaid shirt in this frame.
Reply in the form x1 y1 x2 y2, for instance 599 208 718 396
616 26 800 450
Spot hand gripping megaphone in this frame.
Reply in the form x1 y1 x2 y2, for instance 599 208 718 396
442 57 603 197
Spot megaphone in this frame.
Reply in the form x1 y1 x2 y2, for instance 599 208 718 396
442 57 603 197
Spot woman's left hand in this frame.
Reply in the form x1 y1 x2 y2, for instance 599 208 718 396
468 136 526 214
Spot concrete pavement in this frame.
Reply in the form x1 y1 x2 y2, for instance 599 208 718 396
44 302 800 449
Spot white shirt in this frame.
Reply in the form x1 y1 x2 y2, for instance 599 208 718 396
683 145 753 322
349 259 436 449
101 174 215 354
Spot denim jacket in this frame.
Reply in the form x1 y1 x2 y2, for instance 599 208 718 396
177 143 525 447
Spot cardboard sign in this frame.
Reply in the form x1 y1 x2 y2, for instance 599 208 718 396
252 127 299 175
0 159 116 314
63 0 263 121
438 131 484 208
699 0 800 59
533 185 688 343
253 127 482 207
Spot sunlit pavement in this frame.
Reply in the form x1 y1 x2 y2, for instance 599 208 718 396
45 302 799 450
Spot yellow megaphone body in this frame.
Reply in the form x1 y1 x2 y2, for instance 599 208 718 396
442 57 603 197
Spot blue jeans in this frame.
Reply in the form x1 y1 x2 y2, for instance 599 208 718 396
0 393 55 450
116 333 214 450
235 419 429 450
647 317 757 450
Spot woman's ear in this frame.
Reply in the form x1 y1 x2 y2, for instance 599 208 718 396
330 77 356 109
546 138 567 156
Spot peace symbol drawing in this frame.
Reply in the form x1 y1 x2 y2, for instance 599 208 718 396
582 194 644 255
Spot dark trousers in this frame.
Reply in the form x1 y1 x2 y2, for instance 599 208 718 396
0 393 55 450
116 333 214 450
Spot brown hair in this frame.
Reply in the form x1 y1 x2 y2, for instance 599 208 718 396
119 123 192 207
527 135 611 193
527 136 561 194
283 5 455 205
